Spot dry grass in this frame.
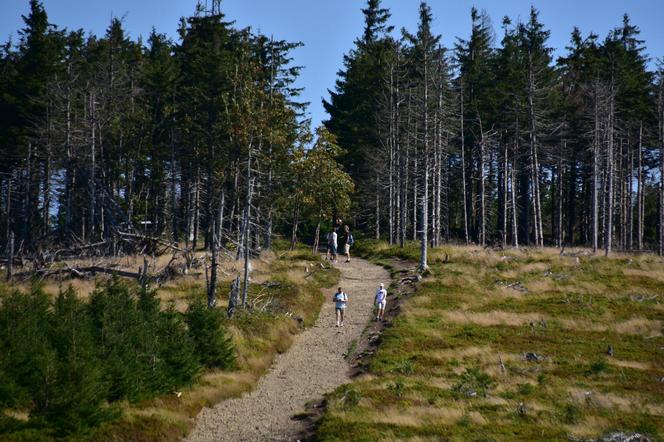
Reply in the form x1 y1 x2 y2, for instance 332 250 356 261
623 267 664 283
524 277 556 293
607 359 652 371
440 310 545 327
613 318 663 337
565 416 613 439
335 406 465 427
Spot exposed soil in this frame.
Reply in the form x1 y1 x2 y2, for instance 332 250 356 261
186 257 389 442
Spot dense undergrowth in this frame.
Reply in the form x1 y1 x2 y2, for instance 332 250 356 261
316 242 664 441
0 281 234 440
0 242 338 441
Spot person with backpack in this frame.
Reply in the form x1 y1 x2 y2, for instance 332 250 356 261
333 287 348 327
375 283 387 321
326 228 338 262
343 225 354 263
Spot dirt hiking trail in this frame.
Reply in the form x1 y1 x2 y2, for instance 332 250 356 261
187 257 389 442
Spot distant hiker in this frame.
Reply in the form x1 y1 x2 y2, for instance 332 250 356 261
326 230 334 260
375 283 387 321
343 225 354 263
333 287 348 327
328 228 338 263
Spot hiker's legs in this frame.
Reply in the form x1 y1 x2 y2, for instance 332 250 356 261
340 308 345 325
345 244 351 262
335 308 341 326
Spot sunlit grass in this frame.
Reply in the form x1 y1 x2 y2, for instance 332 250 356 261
315 243 664 441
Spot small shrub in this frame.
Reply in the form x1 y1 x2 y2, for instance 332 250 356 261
563 403 580 424
391 358 415 375
185 299 236 369
518 383 534 396
339 386 361 410
388 379 406 398
537 373 547 386
587 360 607 376
452 368 494 398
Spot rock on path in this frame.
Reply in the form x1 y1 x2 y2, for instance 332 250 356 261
186 257 388 442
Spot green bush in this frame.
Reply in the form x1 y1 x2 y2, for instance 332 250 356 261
0 280 217 437
452 368 494 398
185 299 236 369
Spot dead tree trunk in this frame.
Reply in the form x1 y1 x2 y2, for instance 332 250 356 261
460 85 469 245
592 77 600 253
637 123 644 250
6 231 13 281
659 74 664 256
227 275 240 318
375 175 380 240
527 53 543 247
604 90 615 257
241 144 253 308
511 138 519 248
90 91 97 241
170 128 179 241
502 142 508 248
208 222 218 308
557 139 565 247
478 121 486 247
313 219 321 255
419 56 430 273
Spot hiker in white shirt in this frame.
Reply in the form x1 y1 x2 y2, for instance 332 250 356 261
375 283 387 321
328 228 338 263
333 287 348 327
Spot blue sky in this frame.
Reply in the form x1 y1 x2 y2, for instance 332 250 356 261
2 0 663 130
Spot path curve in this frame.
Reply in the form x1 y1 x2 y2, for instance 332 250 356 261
186 257 388 442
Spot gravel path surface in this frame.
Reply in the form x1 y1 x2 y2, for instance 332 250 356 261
186 257 388 442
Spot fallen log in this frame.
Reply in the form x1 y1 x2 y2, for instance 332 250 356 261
15 265 143 281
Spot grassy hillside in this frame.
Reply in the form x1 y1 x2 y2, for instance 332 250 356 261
316 243 664 441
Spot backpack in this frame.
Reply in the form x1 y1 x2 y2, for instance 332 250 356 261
348 233 354 246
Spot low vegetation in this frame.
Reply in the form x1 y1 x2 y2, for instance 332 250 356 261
0 243 339 441
316 243 664 441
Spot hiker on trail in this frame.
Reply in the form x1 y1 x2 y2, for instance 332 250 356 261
327 228 338 263
375 283 387 321
343 225 354 263
333 287 348 327
326 230 334 260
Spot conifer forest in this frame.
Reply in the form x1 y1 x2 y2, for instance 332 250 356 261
1 1 664 270
0 1 664 270
0 0 663 440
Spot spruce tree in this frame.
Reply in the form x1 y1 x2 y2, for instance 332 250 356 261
323 0 395 229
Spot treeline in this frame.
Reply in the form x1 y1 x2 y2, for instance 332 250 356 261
0 281 234 435
325 1 664 267
0 0 351 262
